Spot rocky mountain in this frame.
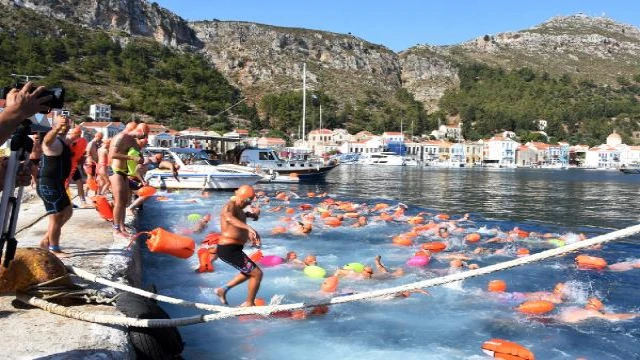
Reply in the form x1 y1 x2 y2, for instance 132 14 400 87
0 0 201 48
2 0 639 115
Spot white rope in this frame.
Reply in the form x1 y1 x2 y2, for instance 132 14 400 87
68 267 230 313
28 223 640 327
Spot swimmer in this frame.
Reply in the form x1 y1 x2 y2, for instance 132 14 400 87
374 255 404 277
351 216 368 228
438 227 450 239
448 259 479 272
523 282 566 304
556 298 638 323
291 221 313 235
285 251 305 266
607 259 640 272
191 214 212 234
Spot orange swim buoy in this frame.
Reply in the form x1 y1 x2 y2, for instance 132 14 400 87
249 250 263 262
516 300 555 315
145 228 195 259
196 247 214 273
392 235 412 246
272 226 288 235
374 203 389 211
488 280 507 293
465 233 481 243
86 177 98 192
92 195 113 222
436 213 450 220
481 338 535 360
323 217 342 227
516 248 530 257
421 242 447 253
203 232 220 246
137 186 157 197
285 207 295 215
407 216 424 225
379 213 393 221
575 255 607 270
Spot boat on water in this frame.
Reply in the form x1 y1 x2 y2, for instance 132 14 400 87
337 153 360 165
358 152 405 166
620 165 640 174
143 147 262 190
223 147 338 181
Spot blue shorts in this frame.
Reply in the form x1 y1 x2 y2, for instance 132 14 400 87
37 183 71 214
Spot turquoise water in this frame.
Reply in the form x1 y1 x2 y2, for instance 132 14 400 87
137 167 640 359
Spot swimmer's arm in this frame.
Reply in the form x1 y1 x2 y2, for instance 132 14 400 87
602 313 637 321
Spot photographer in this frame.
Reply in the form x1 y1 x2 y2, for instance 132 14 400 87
0 82 51 192
0 82 51 144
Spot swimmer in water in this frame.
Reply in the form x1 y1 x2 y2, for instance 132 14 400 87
607 259 640 272
556 297 638 323
523 282 566 304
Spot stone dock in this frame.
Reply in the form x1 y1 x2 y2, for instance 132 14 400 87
0 188 139 359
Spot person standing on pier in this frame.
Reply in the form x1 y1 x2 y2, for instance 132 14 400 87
214 185 263 307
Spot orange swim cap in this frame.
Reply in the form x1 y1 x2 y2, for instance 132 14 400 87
585 297 604 311
71 126 82 136
235 185 256 200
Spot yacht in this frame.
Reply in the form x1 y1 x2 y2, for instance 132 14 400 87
143 148 262 190
358 152 405 166
223 147 338 181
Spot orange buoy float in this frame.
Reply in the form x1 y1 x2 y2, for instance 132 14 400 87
320 211 332 219
299 204 313 211
86 177 98 192
421 242 447 253
373 203 389 211
575 255 607 270
272 226 288 235
343 212 359 218
379 213 393 221
488 280 507 293
196 247 215 273
407 216 424 225
145 228 195 259
516 248 530 257
285 207 295 215
323 217 342 227
436 213 450 220
516 300 555 315
249 250 263 262
137 186 157 197
203 232 220 246
92 195 113 221
465 233 481 243
481 338 534 360
392 235 412 246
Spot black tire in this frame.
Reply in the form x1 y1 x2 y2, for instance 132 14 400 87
116 288 184 359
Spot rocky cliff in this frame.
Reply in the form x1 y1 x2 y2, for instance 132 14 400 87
0 0 201 48
191 20 401 104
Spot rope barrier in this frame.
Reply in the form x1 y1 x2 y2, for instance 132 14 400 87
21 223 640 327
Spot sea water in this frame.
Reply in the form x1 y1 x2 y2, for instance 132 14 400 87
137 167 640 359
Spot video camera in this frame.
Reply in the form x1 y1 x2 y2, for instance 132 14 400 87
0 77 65 114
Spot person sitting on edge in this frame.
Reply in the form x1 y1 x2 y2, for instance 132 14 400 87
36 115 73 257
214 185 263 307
556 297 638 324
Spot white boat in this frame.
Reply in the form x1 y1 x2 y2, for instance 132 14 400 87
358 152 405 166
403 157 419 166
225 147 338 181
143 148 262 190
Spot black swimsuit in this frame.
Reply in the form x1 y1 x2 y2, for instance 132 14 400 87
216 244 257 275
37 138 72 214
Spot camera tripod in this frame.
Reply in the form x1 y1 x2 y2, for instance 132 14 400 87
0 120 34 267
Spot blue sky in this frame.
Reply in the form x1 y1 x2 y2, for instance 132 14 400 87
155 0 638 52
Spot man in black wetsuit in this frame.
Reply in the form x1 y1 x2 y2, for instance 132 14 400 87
37 115 72 256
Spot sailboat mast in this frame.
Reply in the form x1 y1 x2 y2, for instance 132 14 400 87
302 63 307 146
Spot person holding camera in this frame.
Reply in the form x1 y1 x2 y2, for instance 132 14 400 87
37 115 73 256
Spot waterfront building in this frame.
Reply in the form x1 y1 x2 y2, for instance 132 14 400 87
482 135 520 167
89 104 111 121
308 128 335 156
257 137 287 151
339 136 384 154
438 141 452 162
421 140 441 162
516 145 537 167
464 141 484 165
450 142 465 165
404 139 421 159
569 145 589 166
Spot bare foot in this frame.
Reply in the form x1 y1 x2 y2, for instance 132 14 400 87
214 287 228 305
51 250 70 258
39 238 49 249
239 301 254 307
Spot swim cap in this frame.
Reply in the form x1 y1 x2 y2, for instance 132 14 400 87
235 185 256 200
304 255 317 265
585 297 604 311
71 126 82 136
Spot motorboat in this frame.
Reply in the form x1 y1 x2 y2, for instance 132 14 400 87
337 153 360 165
358 152 405 166
403 157 419 166
225 147 338 181
143 147 262 190
620 164 640 174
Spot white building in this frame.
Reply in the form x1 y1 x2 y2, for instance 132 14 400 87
339 136 384 154
482 135 520 167
89 104 111 121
